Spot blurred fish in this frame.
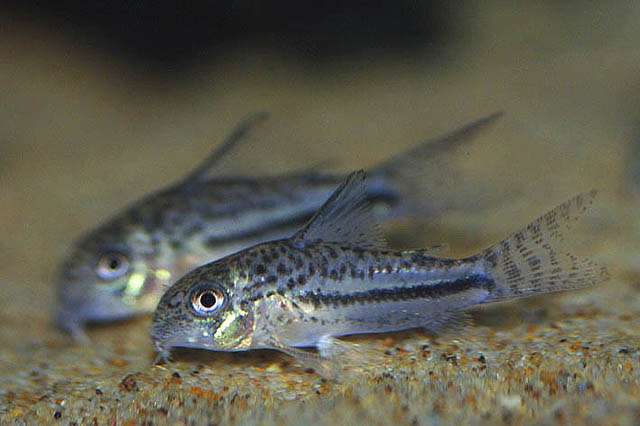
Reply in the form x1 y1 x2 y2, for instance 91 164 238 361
151 170 609 369
56 112 502 340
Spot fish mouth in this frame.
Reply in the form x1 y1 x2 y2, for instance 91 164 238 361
151 336 191 362
151 325 223 359
150 320 181 359
55 305 144 342
54 308 87 341
152 337 173 363
54 292 147 340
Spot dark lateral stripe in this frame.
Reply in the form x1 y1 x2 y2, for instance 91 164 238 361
297 275 495 308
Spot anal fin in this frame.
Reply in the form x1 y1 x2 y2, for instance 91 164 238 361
421 311 474 336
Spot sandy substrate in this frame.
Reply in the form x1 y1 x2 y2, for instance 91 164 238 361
1 2 640 424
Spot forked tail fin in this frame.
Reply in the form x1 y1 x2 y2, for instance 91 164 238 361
480 190 609 302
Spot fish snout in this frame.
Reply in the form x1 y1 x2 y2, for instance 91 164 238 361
150 318 176 361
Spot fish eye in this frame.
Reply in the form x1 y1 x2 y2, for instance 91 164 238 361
96 252 130 281
191 287 225 316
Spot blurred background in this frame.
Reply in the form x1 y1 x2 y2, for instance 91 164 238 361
2 0 639 325
2 0 639 330
0 0 640 324
2 1 640 423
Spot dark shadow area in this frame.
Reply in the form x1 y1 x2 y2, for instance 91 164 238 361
2 0 451 72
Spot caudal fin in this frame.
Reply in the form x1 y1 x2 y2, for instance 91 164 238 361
369 112 505 217
481 190 609 302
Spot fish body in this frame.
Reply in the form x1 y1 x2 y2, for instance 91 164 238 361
151 239 490 355
151 171 609 362
56 113 503 338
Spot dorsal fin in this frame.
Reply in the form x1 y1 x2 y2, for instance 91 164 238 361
291 170 387 249
373 111 504 176
182 112 269 183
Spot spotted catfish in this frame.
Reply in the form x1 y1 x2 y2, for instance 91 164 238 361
56 112 504 339
151 170 609 367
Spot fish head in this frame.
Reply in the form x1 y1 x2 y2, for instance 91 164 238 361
55 220 174 335
151 263 254 358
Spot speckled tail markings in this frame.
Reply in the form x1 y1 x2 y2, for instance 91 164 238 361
481 190 608 302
